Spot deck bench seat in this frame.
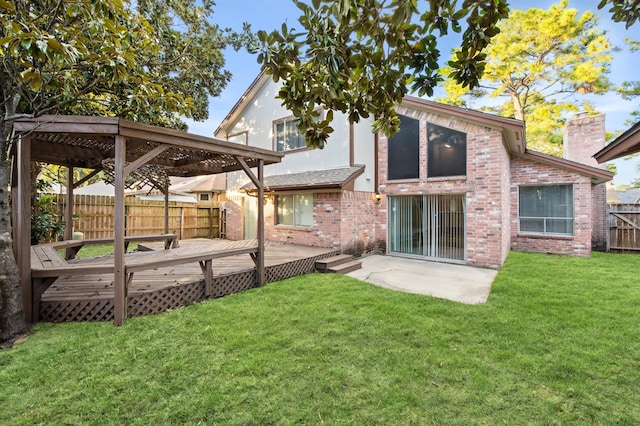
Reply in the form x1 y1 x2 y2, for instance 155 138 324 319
30 239 260 319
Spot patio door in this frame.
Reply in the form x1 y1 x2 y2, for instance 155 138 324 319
389 195 466 262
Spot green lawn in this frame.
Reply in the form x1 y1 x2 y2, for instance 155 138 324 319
1 251 639 425
57 243 139 259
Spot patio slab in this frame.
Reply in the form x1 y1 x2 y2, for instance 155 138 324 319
346 255 497 304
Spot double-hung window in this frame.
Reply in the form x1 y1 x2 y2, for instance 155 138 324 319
519 184 574 236
276 194 313 227
274 117 307 152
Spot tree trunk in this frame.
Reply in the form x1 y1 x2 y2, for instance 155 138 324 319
0 164 29 345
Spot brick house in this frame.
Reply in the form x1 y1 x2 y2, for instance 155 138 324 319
215 73 612 268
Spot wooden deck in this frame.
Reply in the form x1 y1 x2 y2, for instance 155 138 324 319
37 239 338 322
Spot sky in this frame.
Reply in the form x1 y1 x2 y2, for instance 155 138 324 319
184 0 640 186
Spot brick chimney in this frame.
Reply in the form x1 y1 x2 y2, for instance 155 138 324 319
563 113 606 168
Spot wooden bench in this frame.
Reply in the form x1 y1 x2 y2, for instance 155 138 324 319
30 239 259 321
57 233 178 260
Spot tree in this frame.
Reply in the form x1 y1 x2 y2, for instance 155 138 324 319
617 38 640 122
0 0 249 344
438 1 614 155
252 0 510 148
252 0 633 151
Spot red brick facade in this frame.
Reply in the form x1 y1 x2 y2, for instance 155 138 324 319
223 105 609 269
510 157 594 256
224 190 386 257
377 106 511 268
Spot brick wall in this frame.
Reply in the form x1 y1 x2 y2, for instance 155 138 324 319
591 182 607 250
563 114 606 168
377 106 510 268
226 191 385 255
510 157 593 256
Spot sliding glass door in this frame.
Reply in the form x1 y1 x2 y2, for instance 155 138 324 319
389 195 466 262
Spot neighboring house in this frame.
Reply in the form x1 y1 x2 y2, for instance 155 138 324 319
169 175 226 203
614 188 640 204
215 73 612 268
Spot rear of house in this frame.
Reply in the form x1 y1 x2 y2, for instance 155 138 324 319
217 74 612 268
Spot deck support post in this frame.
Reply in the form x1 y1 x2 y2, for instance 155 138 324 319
113 135 127 326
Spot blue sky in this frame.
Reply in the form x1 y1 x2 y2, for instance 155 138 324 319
185 0 639 185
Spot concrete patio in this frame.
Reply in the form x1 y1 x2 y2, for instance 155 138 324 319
347 255 497 304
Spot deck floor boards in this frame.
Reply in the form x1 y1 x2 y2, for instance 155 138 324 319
41 239 337 303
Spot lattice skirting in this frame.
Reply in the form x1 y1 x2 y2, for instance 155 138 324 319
39 251 338 323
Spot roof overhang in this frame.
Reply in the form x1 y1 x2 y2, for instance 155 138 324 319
241 165 365 194
518 150 613 184
593 120 640 163
401 96 526 155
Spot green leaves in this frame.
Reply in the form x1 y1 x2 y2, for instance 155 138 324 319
1 0 251 131
252 0 508 148
598 0 640 29
439 0 616 155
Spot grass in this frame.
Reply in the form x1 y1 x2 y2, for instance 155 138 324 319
1 251 639 425
57 243 139 259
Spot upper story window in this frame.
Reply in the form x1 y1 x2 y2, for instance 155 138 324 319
388 114 420 180
519 184 574 236
427 123 467 177
274 117 307 152
226 131 248 145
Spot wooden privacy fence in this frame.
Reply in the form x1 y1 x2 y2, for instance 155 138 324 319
54 194 223 240
607 203 640 252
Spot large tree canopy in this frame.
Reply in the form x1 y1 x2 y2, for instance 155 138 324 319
252 0 510 148
0 0 250 343
438 0 614 155
253 0 636 150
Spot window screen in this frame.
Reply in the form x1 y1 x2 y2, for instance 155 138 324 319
519 185 574 235
427 123 467 177
388 114 420 180
275 118 306 152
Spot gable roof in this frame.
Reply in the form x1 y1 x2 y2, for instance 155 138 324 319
401 96 526 154
517 150 613 184
215 71 268 137
616 188 640 204
594 120 640 163
215 73 528 154
241 165 365 193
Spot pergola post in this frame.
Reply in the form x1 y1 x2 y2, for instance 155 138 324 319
256 159 265 286
64 167 74 241
113 135 127 325
64 167 75 259
16 135 33 322
164 188 170 234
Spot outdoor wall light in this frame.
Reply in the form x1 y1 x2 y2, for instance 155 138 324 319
373 192 382 203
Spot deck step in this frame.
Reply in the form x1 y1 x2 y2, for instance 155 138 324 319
327 260 362 274
315 254 361 274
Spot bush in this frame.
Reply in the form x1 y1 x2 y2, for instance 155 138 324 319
31 180 65 244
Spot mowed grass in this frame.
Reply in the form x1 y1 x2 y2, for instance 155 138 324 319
57 243 139 259
1 251 639 425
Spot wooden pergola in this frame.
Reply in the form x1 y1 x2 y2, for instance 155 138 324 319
12 115 282 325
